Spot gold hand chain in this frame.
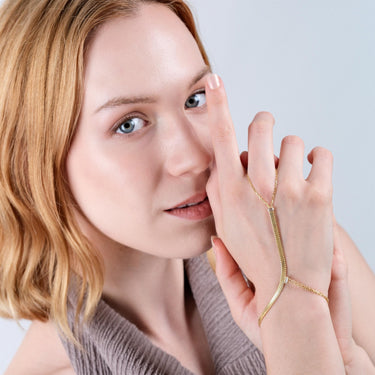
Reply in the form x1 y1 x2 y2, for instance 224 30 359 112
246 169 329 326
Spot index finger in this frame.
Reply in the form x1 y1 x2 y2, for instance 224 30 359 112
205 74 243 179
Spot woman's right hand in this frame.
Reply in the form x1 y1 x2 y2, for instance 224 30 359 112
205 73 345 373
205 73 334 316
212 227 375 374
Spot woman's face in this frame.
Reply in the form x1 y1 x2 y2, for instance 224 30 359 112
66 3 215 258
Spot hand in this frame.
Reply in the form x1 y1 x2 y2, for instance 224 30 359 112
329 223 375 374
205 74 334 316
211 225 375 373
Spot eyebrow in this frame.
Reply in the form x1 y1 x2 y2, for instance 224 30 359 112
94 65 211 114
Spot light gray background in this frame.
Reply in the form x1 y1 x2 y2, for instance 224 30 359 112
1 0 374 372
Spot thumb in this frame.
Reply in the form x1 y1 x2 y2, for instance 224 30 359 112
211 236 255 325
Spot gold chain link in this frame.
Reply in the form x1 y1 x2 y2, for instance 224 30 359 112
287 277 329 304
246 169 329 326
246 169 278 209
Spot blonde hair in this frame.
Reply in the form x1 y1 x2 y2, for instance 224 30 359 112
0 0 209 342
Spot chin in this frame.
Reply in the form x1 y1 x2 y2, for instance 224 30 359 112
149 217 217 259
177 232 215 260
180 247 210 260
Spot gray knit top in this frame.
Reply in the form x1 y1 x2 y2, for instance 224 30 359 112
60 254 266 374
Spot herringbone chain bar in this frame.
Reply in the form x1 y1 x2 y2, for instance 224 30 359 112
246 169 328 326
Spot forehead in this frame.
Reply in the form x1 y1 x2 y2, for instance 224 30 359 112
83 3 206 103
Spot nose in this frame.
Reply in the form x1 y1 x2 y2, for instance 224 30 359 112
163 113 213 177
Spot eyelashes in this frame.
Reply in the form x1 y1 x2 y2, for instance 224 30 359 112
113 89 207 137
185 90 206 109
115 116 146 135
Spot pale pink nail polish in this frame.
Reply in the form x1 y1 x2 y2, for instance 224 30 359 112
207 74 220 90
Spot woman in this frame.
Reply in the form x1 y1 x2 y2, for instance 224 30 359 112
0 0 374 373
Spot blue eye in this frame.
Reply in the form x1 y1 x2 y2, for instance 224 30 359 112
115 117 146 135
185 91 206 109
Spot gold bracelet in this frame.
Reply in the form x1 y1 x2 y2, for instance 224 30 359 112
246 170 329 327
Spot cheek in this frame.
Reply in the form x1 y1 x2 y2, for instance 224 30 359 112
65 137 160 242
64 122 215 258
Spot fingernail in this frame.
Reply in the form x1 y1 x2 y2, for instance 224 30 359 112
211 235 218 254
207 74 220 90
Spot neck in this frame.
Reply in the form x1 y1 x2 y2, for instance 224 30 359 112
73 212 197 343
100 242 191 341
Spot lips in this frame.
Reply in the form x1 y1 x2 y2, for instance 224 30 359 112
166 192 208 211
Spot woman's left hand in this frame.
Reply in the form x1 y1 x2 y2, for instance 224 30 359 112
328 224 375 374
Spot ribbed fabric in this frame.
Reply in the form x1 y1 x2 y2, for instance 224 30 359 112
60 254 266 374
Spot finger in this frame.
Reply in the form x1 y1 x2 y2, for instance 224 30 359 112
212 236 255 320
247 112 276 202
331 223 348 281
205 74 243 181
277 135 305 183
206 165 224 235
306 147 333 188
240 151 278 172
329 225 353 360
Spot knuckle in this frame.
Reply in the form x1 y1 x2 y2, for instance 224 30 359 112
307 185 332 206
277 180 302 202
278 181 301 202
335 250 349 278
214 121 233 142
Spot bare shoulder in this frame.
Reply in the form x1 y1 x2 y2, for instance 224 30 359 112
4 320 75 375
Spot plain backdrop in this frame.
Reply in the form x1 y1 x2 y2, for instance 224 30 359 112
1 0 374 372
